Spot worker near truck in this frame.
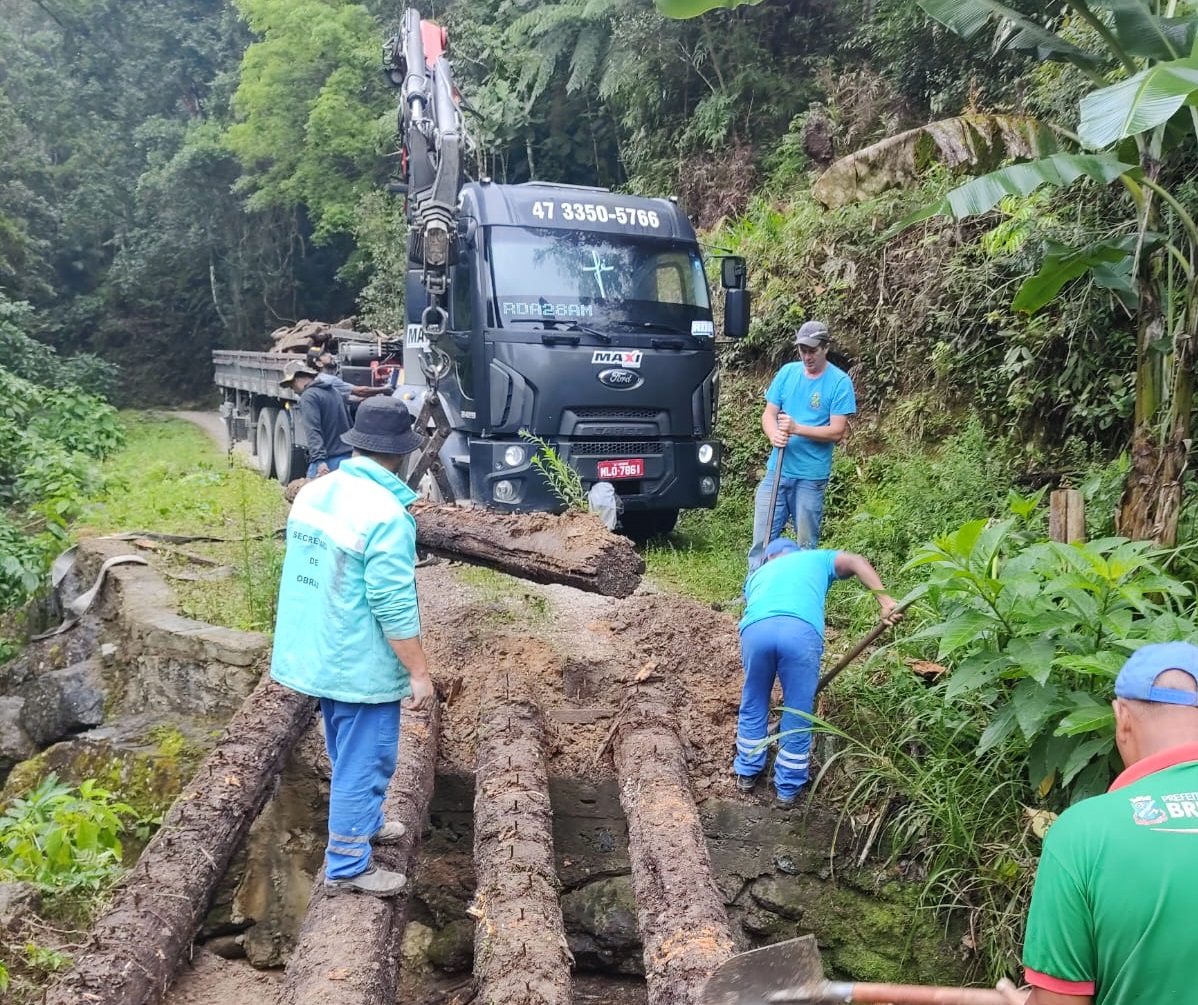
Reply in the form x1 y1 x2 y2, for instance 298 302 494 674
992 640 1198 1005
270 396 436 898
279 359 353 477
306 346 391 406
734 537 899 807
748 320 856 573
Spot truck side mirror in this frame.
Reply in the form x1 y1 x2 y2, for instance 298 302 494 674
724 289 751 339
720 256 746 290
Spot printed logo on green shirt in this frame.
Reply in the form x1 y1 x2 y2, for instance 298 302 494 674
1130 795 1167 826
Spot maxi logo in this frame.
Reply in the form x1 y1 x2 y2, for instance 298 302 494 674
597 368 644 390
592 350 642 369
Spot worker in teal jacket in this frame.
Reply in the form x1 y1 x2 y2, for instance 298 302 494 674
734 537 899 807
271 396 435 897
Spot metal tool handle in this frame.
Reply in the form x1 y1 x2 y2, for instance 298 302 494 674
757 445 782 553
770 980 1009 1005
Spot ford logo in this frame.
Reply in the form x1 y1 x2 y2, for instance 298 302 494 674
597 368 644 390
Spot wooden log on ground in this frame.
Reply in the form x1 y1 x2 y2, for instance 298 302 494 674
46 680 317 1005
472 672 572 1005
613 690 735 1005
413 504 644 598
281 701 442 1005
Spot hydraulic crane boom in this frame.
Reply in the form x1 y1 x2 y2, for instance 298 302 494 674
384 9 469 338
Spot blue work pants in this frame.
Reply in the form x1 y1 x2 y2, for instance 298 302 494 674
320 698 401 879
734 616 823 800
306 452 351 479
747 472 827 572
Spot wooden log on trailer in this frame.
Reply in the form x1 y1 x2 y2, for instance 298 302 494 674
280 701 442 1005
45 680 317 1005
612 689 735 1005
471 672 572 1005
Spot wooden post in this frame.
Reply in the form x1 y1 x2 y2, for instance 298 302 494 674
1049 489 1086 544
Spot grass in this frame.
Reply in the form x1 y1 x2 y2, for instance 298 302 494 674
76 412 288 632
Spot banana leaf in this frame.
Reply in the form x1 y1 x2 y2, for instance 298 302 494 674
812 114 1059 209
1079 56 1198 148
1011 236 1143 314
1091 0 1198 60
893 151 1138 233
916 0 1102 66
655 0 766 16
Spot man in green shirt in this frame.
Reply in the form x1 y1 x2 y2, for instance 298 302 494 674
997 640 1198 1005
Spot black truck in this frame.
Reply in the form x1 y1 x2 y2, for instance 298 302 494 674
214 8 750 539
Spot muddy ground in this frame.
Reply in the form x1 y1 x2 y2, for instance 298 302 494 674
113 412 831 1003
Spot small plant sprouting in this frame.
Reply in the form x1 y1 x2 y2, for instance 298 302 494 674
518 431 587 511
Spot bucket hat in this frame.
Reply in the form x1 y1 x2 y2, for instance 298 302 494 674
342 396 424 455
279 359 318 388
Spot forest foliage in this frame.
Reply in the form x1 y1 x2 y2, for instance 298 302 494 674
5 0 1198 986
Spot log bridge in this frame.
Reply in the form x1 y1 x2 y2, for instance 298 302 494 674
46 671 734 1005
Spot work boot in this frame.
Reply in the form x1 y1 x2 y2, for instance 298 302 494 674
735 773 761 793
324 865 407 898
370 821 407 845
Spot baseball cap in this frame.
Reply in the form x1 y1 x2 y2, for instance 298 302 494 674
763 538 800 561
1115 641 1198 706
793 321 829 348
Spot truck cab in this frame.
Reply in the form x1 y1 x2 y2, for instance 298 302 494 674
396 179 740 537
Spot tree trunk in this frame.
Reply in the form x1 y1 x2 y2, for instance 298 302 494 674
281 702 442 1005
471 673 572 1005
612 690 735 1005
413 504 644 598
46 680 317 1005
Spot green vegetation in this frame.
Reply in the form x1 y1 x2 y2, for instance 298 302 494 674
77 414 288 632
0 773 137 893
519 430 588 511
0 299 124 610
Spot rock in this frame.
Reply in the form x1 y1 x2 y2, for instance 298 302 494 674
561 875 642 974
0 880 41 928
426 918 474 973
401 920 436 973
15 659 106 746
0 697 36 779
203 934 246 960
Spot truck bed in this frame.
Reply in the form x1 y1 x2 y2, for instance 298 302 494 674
212 350 300 400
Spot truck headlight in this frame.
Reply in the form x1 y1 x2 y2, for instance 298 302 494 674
698 443 715 465
494 480 518 503
503 445 526 467
700 476 717 495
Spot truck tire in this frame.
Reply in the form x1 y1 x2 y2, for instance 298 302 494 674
255 408 278 479
620 509 679 543
273 412 307 485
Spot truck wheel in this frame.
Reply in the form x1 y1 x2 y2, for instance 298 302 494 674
620 509 678 543
255 408 277 478
273 413 307 485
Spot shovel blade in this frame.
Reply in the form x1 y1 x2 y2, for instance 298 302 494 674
700 935 824 1005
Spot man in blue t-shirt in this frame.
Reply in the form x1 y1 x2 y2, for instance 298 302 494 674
734 537 899 806
748 320 856 572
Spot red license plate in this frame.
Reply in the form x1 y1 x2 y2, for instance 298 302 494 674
597 458 644 480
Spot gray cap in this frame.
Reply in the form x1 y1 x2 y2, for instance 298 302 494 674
793 321 830 348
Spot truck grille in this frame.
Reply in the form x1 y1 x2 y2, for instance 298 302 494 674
571 407 661 421
572 441 661 456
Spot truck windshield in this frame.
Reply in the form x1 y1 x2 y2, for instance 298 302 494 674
488 227 712 332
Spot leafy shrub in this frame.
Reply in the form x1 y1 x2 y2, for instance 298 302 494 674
903 512 1195 806
0 296 119 400
0 774 138 892
821 499 1197 980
